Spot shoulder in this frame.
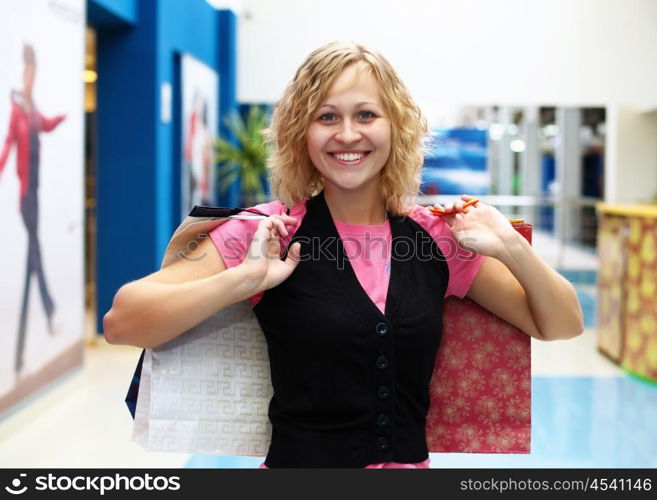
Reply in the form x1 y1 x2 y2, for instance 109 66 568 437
405 204 478 265
208 198 307 264
405 204 452 240
209 199 286 238
251 199 288 216
405 205 484 299
249 198 308 219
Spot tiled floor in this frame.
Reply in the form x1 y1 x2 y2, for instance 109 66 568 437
186 325 657 469
3 317 654 469
1 240 656 469
0 342 188 469
186 377 657 469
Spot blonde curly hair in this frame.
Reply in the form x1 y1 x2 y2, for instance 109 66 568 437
263 41 428 215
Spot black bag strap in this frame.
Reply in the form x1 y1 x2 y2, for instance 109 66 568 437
187 205 290 218
125 349 145 419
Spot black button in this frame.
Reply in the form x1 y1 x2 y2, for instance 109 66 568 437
375 323 389 336
377 385 391 400
376 437 389 451
376 355 389 370
376 413 390 428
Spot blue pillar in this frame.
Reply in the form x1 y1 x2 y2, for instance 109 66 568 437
217 9 239 207
93 0 238 333
94 0 157 334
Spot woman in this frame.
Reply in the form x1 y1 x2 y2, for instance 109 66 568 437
104 42 583 468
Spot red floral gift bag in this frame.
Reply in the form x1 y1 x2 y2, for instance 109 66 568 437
426 221 533 453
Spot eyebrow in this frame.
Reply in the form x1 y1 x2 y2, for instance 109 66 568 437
318 102 380 109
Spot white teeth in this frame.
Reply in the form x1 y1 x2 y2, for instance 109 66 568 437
333 153 365 162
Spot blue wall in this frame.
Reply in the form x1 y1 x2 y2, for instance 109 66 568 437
88 0 137 27
90 0 237 333
155 0 219 267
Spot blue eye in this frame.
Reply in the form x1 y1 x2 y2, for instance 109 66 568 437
357 111 375 120
319 113 338 122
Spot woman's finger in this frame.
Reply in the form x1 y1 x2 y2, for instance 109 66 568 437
255 217 273 236
271 214 298 226
284 241 301 268
442 213 456 227
274 214 298 234
266 224 281 254
260 217 281 239
270 218 285 237
247 219 273 261
453 212 465 232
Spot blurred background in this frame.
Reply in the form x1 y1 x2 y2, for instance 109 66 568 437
0 0 656 468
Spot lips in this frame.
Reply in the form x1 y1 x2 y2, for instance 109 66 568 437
328 151 371 165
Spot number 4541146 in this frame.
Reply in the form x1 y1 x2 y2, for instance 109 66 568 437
589 478 652 491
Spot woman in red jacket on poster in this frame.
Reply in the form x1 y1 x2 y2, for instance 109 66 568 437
0 43 66 375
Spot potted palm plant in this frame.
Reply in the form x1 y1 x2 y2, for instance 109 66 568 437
215 105 270 207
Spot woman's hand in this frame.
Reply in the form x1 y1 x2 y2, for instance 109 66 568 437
239 214 302 294
438 195 584 341
438 195 520 260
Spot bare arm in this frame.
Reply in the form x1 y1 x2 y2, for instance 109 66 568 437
467 253 583 341
103 214 301 349
102 235 255 348
443 196 583 341
39 113 65 132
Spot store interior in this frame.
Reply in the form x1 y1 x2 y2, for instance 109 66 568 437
1 0 656 469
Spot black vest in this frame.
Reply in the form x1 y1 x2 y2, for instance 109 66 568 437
254 191 449 468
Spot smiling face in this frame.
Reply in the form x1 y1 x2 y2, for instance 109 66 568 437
306 62 392 197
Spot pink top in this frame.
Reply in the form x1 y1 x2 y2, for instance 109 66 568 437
209 198 484 468
209 199 482 305
333 217 392 314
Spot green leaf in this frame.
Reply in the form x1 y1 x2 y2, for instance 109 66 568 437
214 105 270 203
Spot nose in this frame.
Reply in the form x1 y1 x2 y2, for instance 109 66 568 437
335 118 362 144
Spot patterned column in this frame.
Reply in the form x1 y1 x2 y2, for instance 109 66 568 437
596 214 626 362
621 217 657 381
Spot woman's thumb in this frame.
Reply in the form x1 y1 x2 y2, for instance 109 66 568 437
285 241 301 266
